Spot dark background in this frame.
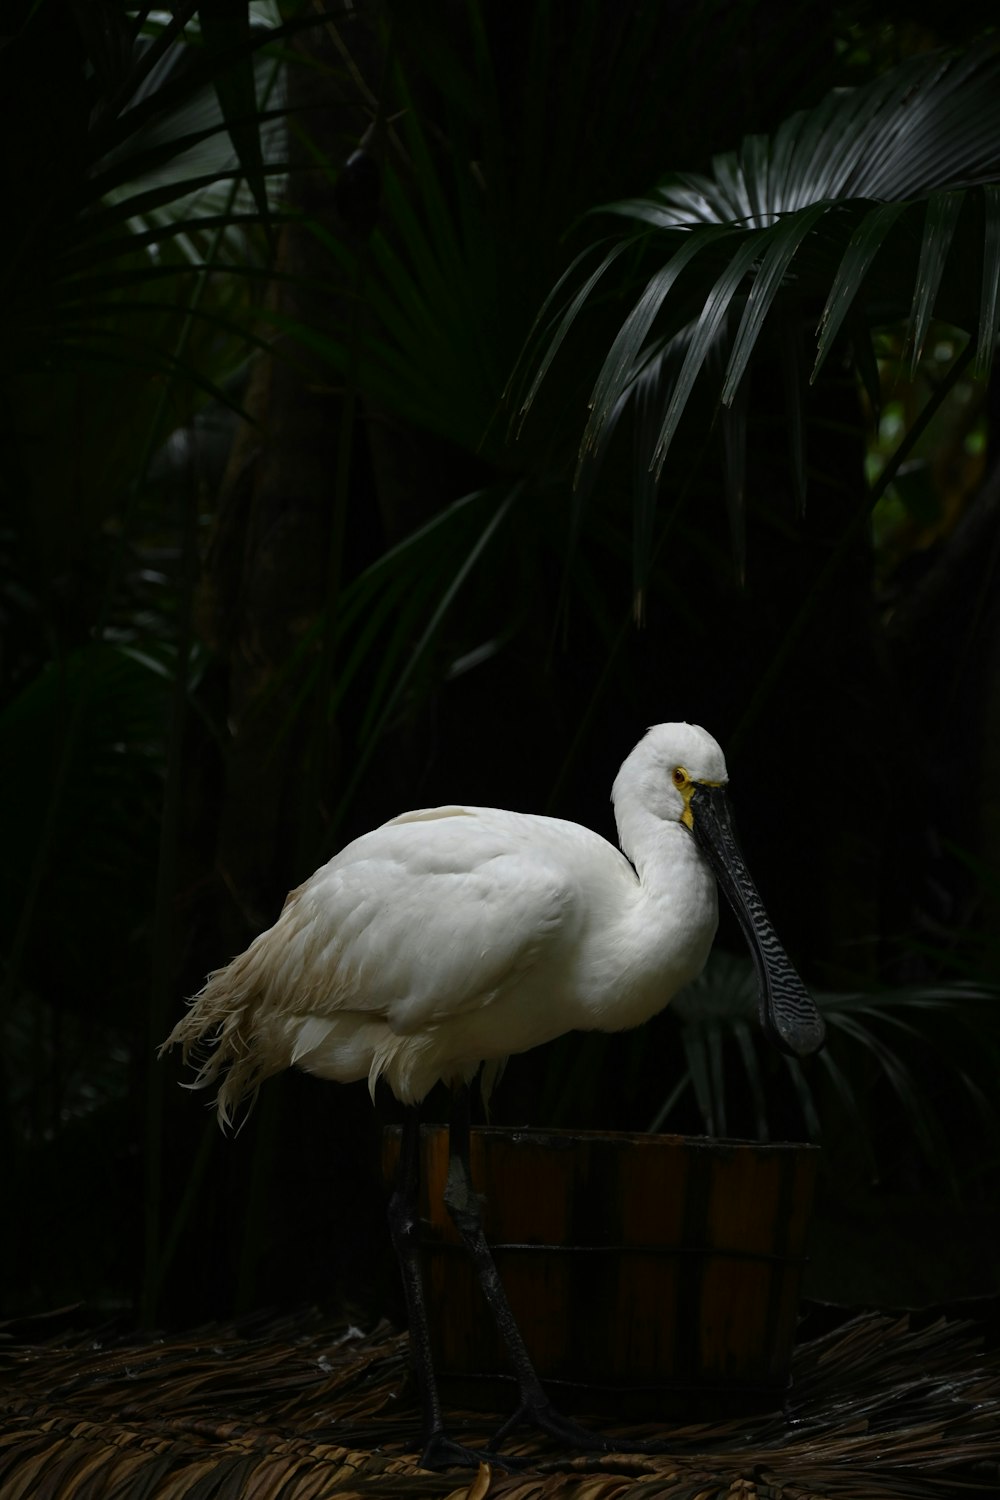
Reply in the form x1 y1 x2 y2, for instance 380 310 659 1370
2 0 999 1336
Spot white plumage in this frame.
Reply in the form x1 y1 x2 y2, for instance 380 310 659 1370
162 719 825 1466
163 722 731 1119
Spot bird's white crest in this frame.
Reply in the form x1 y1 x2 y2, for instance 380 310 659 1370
161 724 729 1123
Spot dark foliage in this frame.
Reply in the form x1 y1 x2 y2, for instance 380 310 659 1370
1 0 999 1334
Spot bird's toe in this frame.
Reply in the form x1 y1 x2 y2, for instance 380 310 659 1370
418 1431 527 1472
492 1398 615 1452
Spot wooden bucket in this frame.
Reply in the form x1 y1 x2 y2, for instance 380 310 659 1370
383 1125 819 1419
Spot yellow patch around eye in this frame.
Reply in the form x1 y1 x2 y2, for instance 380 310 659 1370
681 778 724 830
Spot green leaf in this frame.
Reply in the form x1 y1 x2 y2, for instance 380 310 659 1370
647 1073 691 1135
682 1026 716 1136
731 1019 769 1141
65 164 288 249
721 202 830 405
830 1012 945 1171
651 233 762 477
598 193 701 231
513 237 636 428
84 105 292 209
196 1 270 228
815 1044 869 1165
740 134 772 227
585 225 733 451
782 1055 821 1140
854 46 1000 200
325 484 523 847
976 183 1000 381
906 190 964 374
532 42 1000 525
812 200 909 382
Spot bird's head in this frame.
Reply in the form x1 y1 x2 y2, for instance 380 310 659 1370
617 721 729 829
614 721 825 1060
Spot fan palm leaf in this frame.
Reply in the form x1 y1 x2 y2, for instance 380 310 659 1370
0 1 297 412
517 43 1000 554
659 952 1000 1194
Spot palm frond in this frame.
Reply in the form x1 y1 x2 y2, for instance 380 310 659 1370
519 43 1000 545
581 225 733 455
722 203 830 403
905 191 965 374
511 238 633 433
3 1310 1000 1494
813 199 910 379
1 0 292 400
659 953 1000 1181
322 483 524 848
196 0 273 227
978 182 1000 380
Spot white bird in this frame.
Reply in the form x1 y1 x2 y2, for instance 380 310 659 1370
161 721 824 1467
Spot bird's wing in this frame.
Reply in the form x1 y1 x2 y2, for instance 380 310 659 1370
276 807 591 1033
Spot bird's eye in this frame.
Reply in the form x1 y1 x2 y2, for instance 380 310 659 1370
672 766 689 788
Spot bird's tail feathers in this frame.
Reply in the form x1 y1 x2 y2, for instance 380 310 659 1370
160 950 284 1131
479 1056 508 1118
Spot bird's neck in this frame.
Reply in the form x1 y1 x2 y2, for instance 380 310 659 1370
620 805 718 953
583 807 718 1032
616 804 701 894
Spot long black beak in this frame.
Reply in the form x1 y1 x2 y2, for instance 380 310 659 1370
689 782 826 1057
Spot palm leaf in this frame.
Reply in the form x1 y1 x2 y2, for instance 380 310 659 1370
85 105 290 211
196 0 271 227
511 238 634 431
905 191 965 373
583 225 733 452
657 954 1000 1172
977 182 1000 380
813 200 910 379
649 234 762 478
681 1024 718 1137
0 0 290 419
722 201 830 403
322 484 524 849
731 1017 769 1140
521 42 1000 549
782 1054 822 1141
4 1308 1000 1492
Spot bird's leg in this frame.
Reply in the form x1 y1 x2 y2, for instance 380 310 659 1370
444 1084 617 1453
387 1105 514 1471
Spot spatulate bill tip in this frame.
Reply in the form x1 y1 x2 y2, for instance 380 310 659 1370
762 980 826 1057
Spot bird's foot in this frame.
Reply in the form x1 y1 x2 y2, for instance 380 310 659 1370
419 1430 526 1472
492 1397 617 1453
492 1398 673 1456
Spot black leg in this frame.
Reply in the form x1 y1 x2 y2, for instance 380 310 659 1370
443 1083 622 1453
386 1106 444 1453
387 1105 519 1471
